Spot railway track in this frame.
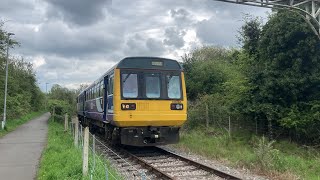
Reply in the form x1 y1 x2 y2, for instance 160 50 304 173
95 137 241 180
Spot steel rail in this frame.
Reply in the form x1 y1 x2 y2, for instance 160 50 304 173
95 134 242 179
154 147 242 180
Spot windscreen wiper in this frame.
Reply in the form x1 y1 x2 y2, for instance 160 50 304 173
122 73 131 83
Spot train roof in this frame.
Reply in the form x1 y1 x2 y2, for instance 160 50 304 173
78 57 182 96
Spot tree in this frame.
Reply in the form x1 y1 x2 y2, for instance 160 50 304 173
238 14 263 56
0 22 44 119
243 10 320 142
48 84 78 115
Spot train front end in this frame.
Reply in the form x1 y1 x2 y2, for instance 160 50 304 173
112 57 187 146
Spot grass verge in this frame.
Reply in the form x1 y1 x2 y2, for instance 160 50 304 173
0 112 45 138
173 128 320 180
37 119 122 180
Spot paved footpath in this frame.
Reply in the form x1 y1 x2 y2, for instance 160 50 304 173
0 112 50 180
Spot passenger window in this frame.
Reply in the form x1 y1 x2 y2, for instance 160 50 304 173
97 82 100 97
109 76 114 95
100 81 103 97
94 84 99 98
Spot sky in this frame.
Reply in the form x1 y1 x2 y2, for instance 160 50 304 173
0 0 269 91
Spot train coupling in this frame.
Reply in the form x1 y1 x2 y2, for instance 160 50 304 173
121 126 180 146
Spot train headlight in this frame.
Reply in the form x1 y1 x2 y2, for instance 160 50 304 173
171 103 183 110
121 103 136 110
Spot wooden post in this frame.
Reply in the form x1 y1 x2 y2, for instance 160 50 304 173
83 127 89 176
93 134 96 171
228 116 231 137
64 114 69 131
52 107 55 122
205 103 209 129
75 118 79 147
255 116 258 134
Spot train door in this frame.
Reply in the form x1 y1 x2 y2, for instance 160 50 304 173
99 80 104 112
107 75 114 115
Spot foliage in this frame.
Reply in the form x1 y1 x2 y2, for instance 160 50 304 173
37 119 122 180
241 10 320 143
238 14 263 56
182 46 249 129
48 84 79 117
175 129 320 179
0 21 19 57
0 22 45 121
253 136 276 169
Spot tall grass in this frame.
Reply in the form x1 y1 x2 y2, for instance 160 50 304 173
0 111 44 138
37 119 122 180
173 128 320 180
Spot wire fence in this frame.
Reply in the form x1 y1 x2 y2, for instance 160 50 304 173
69 118 150 180
186 105 320 145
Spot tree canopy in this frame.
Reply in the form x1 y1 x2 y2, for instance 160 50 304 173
0 22 44 119
183 10 320 144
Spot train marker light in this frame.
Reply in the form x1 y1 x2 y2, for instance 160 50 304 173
171 103 183 110
121 103 136 110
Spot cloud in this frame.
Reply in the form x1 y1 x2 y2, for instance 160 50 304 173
45 0 112 26
196 15 241 46
169 8 194 27
1 0 270 91
163 27 186 48
124 33 166 56
14 20 125 59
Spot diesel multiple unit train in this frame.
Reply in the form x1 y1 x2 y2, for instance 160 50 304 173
76 57 187 146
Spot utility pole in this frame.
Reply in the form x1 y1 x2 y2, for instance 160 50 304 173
45 82 49 110
2 33 14 130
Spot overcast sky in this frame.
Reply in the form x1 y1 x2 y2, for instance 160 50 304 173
1 0 269 91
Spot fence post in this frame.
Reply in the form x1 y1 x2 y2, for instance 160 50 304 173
75 118 79 147
52 107 55 122
105 166 109 180
93 134 96 171
64 113 68 131
228 116 231 137
83 127 89 176
205 103 209 129
255 116 258 134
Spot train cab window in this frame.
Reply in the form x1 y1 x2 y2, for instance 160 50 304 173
167 75 182 99
145 73 160 98
122 73 138 98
